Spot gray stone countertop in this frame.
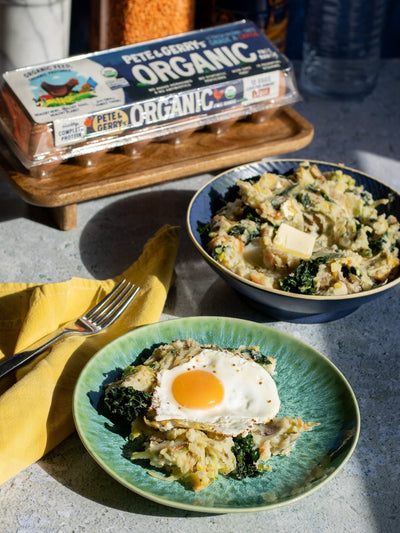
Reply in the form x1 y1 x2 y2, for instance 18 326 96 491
0 60 399 533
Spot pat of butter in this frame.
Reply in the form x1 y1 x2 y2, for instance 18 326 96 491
273 223 316 259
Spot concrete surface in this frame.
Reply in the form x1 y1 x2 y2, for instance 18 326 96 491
0 60 399 533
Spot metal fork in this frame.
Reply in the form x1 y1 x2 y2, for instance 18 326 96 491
0 279 139 379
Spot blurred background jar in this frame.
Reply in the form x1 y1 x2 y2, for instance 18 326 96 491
197 0 289 52
91 0 195 50
300 0 388 99
0 0 72 73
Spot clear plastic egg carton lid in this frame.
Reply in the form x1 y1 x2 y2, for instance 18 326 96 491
0 20 300 178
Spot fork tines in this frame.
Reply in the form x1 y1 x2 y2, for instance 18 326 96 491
85 279 140 328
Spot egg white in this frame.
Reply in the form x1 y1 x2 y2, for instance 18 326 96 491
150 348 280 436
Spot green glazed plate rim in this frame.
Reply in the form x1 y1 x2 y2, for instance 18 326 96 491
73 316 360 513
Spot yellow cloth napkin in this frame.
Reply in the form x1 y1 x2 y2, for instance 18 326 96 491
0 224 180 485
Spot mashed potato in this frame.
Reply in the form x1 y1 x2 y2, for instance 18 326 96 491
204 163 400 295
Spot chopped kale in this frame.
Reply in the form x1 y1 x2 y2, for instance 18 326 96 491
368 233 389 255
342 265 358 280
297 191 313 209
279 256 328 295
121 365 138 379
241 348 271 366
104 385 152 422
354 218 362 231
360 190 373 205
243 206 262 226
129 434 147 452
274 183 298 197
244 174 262 185
271 195 286 209
212 245 226 260
228 225 246 237
246 228 261 242
306 185 334 202
228 224 260 244
197 222 210 237
320 190 334 202
197 222 211 247
231 434 261 480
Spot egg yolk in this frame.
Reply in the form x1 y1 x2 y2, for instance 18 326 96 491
171 370 224 409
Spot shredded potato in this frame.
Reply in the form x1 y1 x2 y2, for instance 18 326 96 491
106 339 317 492
131 417 235 491
252 416 319 461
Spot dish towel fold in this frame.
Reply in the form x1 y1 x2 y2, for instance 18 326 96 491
0 224 180 485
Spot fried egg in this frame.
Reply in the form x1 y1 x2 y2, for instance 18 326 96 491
150 348 280 436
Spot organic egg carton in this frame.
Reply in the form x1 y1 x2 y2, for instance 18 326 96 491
0 20 299 179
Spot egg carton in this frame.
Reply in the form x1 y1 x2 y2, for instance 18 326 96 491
0 20 300 179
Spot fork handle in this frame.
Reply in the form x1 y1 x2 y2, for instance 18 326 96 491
0 328 69 379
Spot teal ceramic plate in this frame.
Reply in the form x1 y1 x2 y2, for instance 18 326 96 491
73 317 360 513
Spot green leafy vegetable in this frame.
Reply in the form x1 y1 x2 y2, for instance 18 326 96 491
228 225 246 237
240 348 271 366
297 191 313 209
231 434 261 480
104 385 152 422
306 185 334 203
368 233 389 255
212 245 226 260
279 256 328 295
243 206 262 226
342 265 357 280
360 190 373 205
274 183 298 197
244 175 262 185
270 196 286 209
197 222 210 237
228 224 260 244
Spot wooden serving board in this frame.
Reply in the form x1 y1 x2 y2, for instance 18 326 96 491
0 107 313 230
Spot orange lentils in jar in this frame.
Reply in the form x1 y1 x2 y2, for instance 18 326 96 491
104 0 196 48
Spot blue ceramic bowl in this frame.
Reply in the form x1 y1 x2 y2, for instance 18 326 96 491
187 159 400 322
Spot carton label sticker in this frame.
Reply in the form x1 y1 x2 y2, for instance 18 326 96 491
242 71 280 102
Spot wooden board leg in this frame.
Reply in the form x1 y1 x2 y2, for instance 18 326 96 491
50 204 77 230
